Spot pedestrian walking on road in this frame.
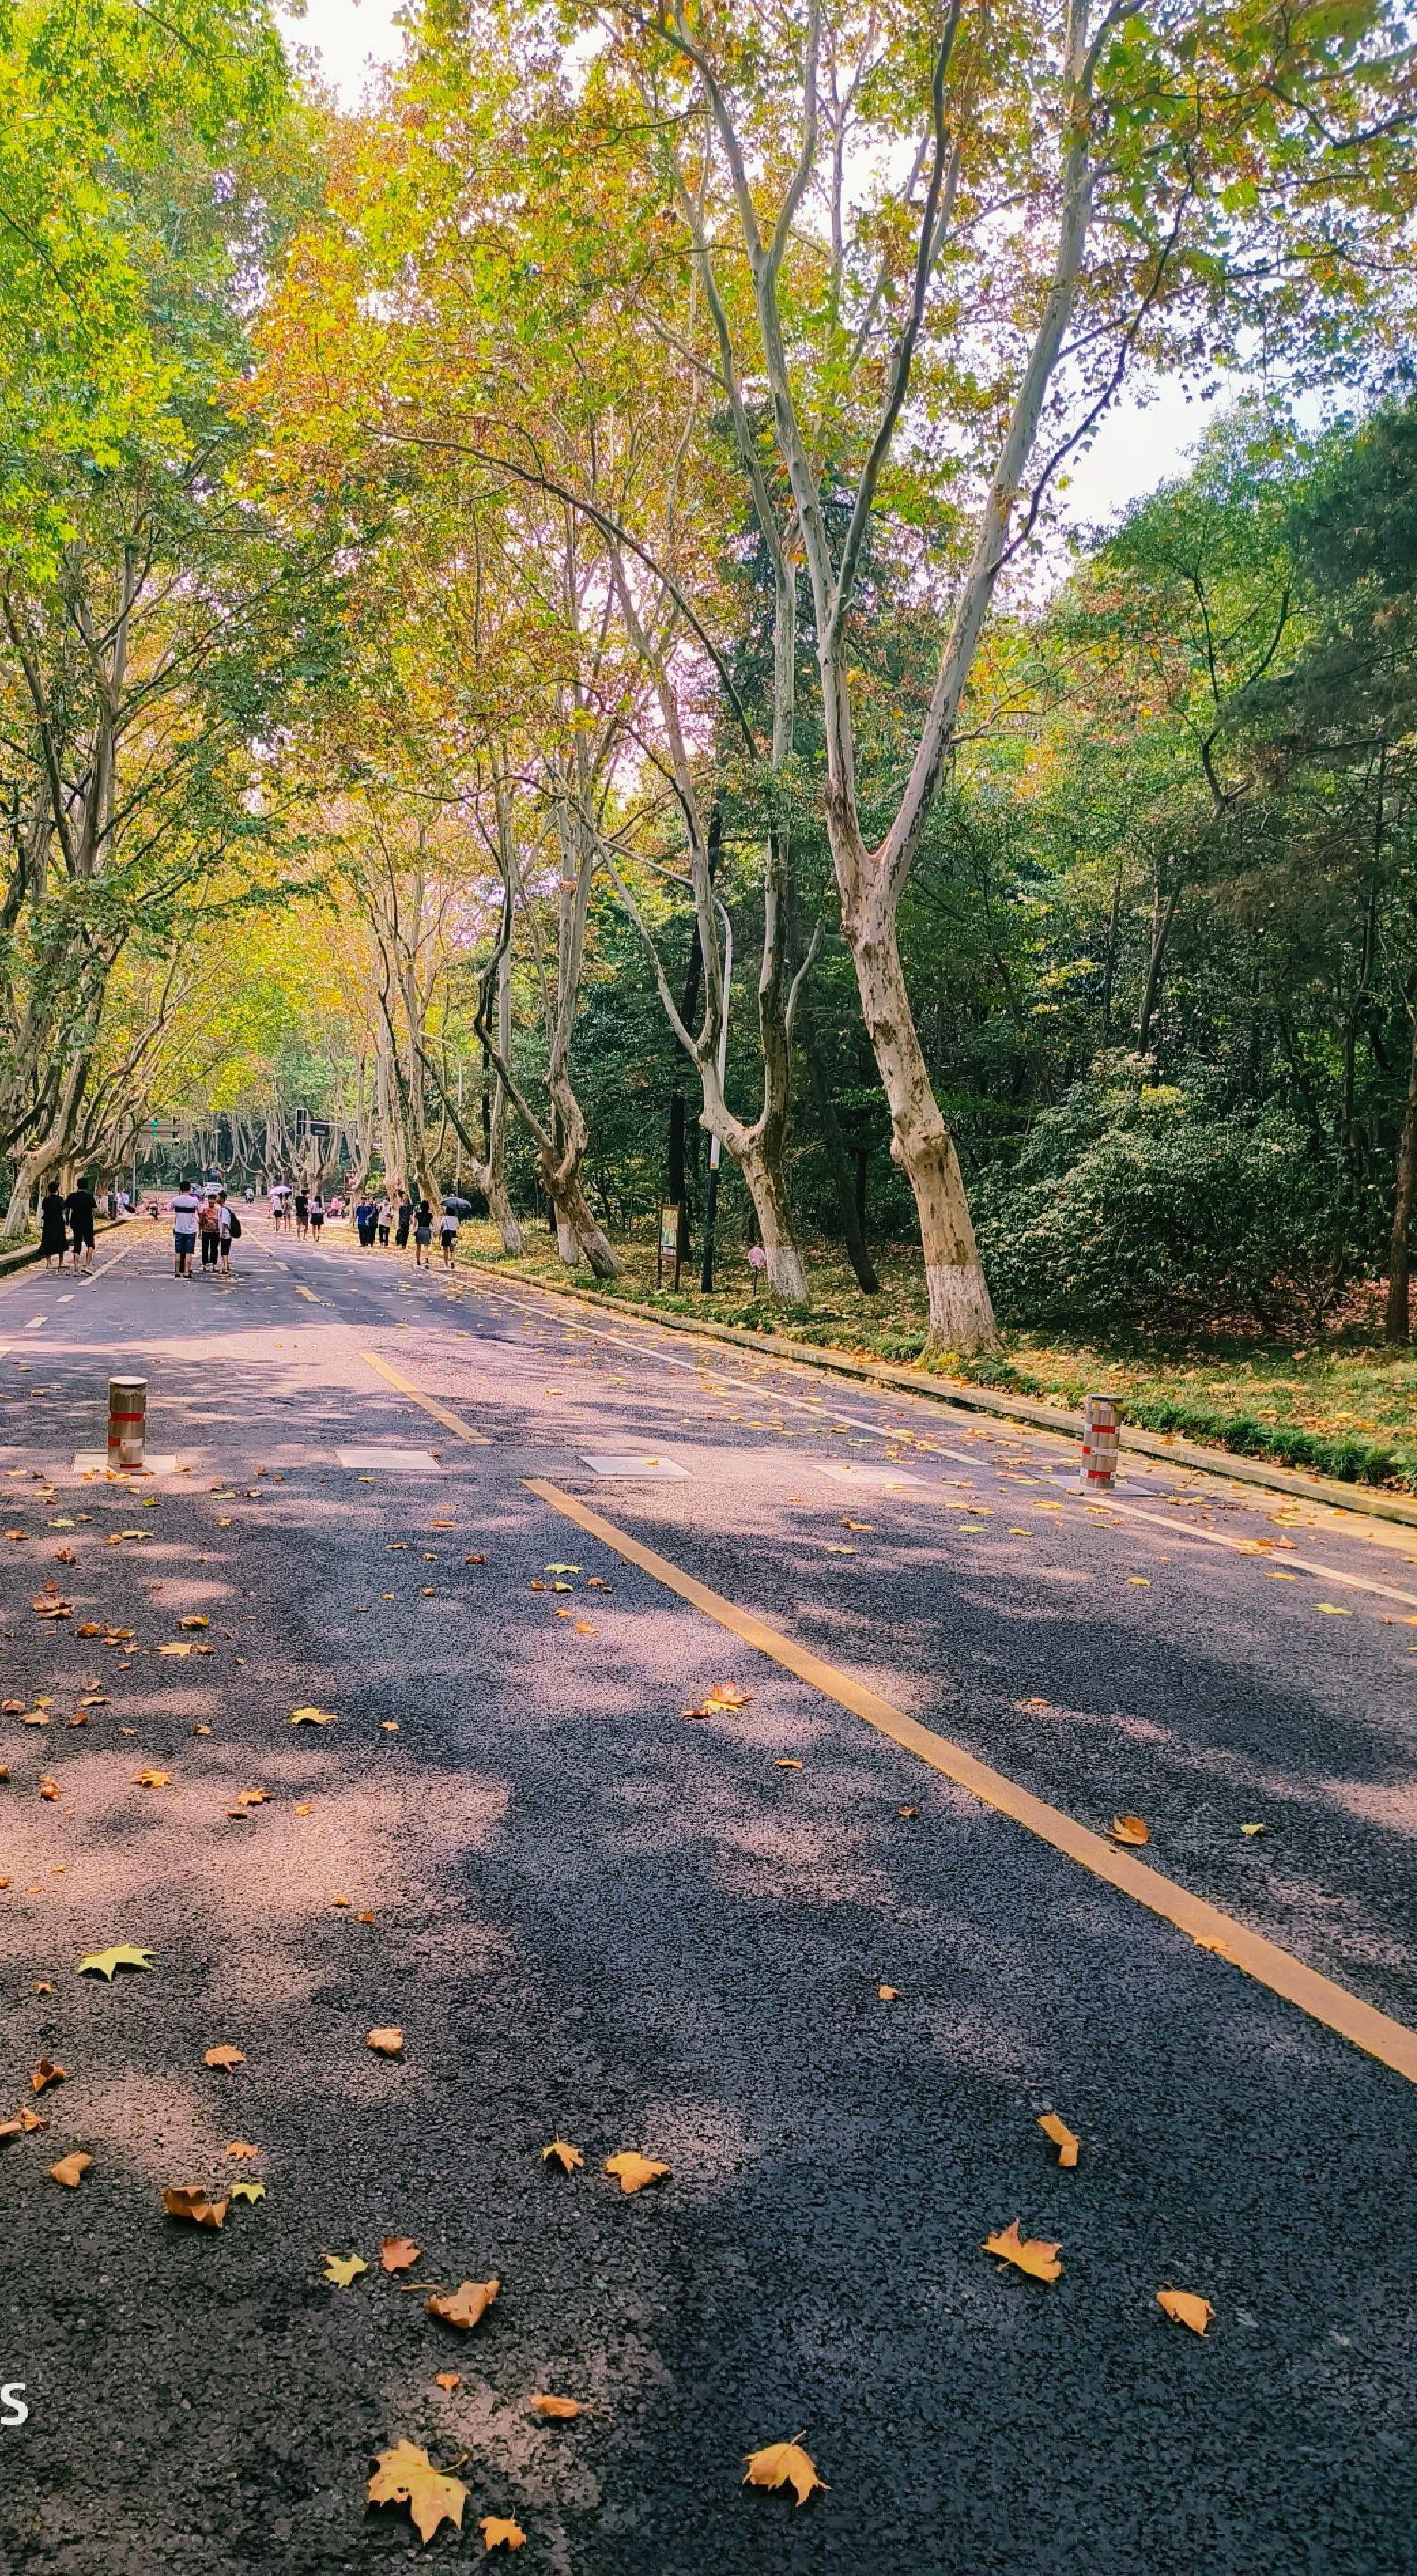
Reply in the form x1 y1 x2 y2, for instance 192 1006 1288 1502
39 1182 68 1272
376 1196 392 1248
413 1198 433 1268
198 1192 222 1272
356 1196 378 1249
217 1191 239 1274
65 1176 97 1272
438 1206 459 1269
309 1194 325 1239
171 1184 200 1277
294 1189 308 1240
395 1192 412 1252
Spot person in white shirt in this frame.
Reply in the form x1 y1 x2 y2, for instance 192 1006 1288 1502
438 1207 459 1270
170 1186 200 1277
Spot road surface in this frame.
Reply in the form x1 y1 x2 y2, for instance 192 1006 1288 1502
0 1214 1412 2574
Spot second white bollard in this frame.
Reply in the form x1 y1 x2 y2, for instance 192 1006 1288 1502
1081 1392 1119 1492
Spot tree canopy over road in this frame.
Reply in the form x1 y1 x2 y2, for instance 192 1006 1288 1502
4 0 1417 1351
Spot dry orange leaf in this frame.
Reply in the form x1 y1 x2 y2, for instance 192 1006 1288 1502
542 2138 583 2174
877 1984 900 2001
133 1769 171 1789
897 1804 918 1818
164 2185 228 2229
1110 1814 1150 1846
48 2151 92 2187
529 2394 581 2420
682 1681 751 1718
290 1705 337 1726
367 2440 467 2547
367 2027 404 2057
984 2220 1064 2283
1038 2113 1080 2168
225 2141 258 2160
1158 2287 1215 2335
480 2517 526 2552
203 2045 245 2071
775 1758 803 1770
177 1615 208 1631
433 2372 461 2392
381 2235 421 2274
742 2438 826 2506
427 2277 500 2331
30 2059 65 2095
604 2150 670 2195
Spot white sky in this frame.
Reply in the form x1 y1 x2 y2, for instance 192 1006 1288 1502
275 0 1213 531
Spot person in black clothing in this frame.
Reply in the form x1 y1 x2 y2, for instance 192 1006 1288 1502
39 1183 68 1271
65 1176 97 1272
394 1192 412 1252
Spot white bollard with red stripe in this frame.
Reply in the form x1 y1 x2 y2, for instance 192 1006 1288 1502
107 1377 148 1472
1080 1392 1119 1493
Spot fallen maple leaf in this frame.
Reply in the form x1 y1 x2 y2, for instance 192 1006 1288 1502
604 2151 670 2195
177 1615 208 1631
1158 2286 1214 2335
742 2437 826 2506
78 1944 154 1980
542 2138 583 2174
775 1758 803 1770
480 2516 526 2551
224 2141 258 2159
1240 1822 1266 1837
203 2045 245 2071
682 1681 751 1718
897 1804 918 1817
290 1705 337 1726
380 2235 421 2273
164 2185 228 2229
38 1776 58 1798
433 2371 461 2391
1110 1814 1150 1846
0 2107 47 2142
984 2221 1063 2283
368 2440 468 2547
1038 2113 1080 2167
324 2252 368 2287
30 2059 65 2094
367 2027 404 2057
427 2277 499 2330
133 1769 171 1789
877 1984 900 2001
229 2181 266 2205
529 2394 581 2419
48 2151 92 2187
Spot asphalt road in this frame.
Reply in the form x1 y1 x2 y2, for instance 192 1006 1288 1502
0 1215 1413 2575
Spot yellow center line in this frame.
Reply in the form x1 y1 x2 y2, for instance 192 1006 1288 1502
360 1349 490 1441
294 1285 318 1302
523 1475 1417 2086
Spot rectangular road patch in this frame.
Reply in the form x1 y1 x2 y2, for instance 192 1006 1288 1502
336 1445 441 1472
814 1461 925 1492
578 1452 689 1479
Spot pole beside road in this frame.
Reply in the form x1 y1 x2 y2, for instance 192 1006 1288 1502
107 1376 148 1472
1081 1392 1119 1492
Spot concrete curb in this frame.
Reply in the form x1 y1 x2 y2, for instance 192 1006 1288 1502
458 1257 1417 1534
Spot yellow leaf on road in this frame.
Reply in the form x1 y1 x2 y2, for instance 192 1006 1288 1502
291 1705 338 1726
1158 2286 1215 2335
742 2438 826 2506
604 2151 670 2195
1315 1603 1351 1615
480 2516 526 2551
48 2152 92 2187
427 2277 499 2330
366 2027 404 2056
30 2059 65 2094
529 2394 581 2419
877 1984 899 2001
368 2440 468 2547
984 2220 1063 2282
1038 2113 1079 2167
203 2045 245 2071
324 2252 368 2287
1110 1814 1150 1846
78 1943 155 1980
133 1770 170 1789
229 2181 266 2204
1240 1822 1266 1836
542 2138 583 2174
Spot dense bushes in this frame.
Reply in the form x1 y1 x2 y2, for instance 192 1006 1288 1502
973 1059 1354 1330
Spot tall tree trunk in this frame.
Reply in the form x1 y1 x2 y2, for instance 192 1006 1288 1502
804 1010 879 1293
850 915 995 1347
1384 1007 1417 1347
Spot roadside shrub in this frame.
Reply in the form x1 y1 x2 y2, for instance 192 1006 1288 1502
973 1058 1352 1331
